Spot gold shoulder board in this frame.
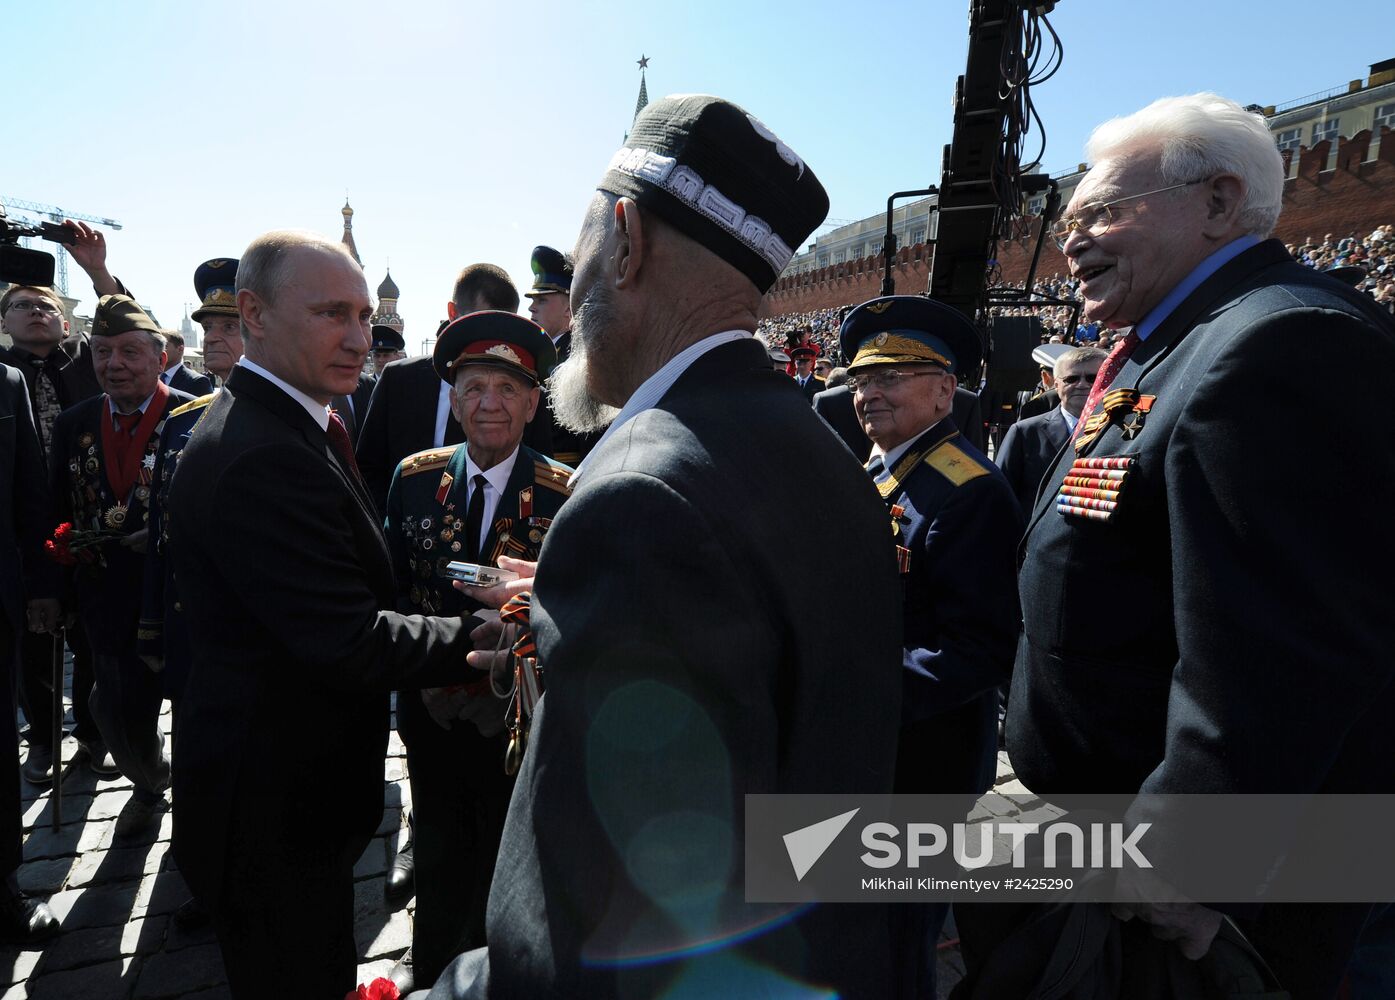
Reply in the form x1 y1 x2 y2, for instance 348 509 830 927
401 445 457 477
169 393 216 419
924 441 990 486
534 457 574 495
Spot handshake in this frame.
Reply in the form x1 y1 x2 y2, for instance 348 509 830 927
423 556 536 737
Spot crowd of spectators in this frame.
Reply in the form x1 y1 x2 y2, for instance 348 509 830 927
757 221 1395 363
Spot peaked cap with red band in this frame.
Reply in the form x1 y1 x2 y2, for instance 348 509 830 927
432 310 557 386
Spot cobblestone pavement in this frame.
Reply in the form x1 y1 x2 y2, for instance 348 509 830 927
3 665 1008 999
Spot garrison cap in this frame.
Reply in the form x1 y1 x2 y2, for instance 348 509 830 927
190 258 239 322
91 295 162 339
598 94 828 293
432 311 557 386
371 325 405 352
840 295 983 377
524 246 572 297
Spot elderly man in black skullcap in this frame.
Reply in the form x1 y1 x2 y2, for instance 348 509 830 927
416 96 903 999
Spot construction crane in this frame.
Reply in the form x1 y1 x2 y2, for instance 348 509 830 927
0 196 123 295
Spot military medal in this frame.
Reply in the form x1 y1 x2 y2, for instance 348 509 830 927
436 471 453 505
518 487 533 520
528 528 543 544
104 503 128 530
78 433 94 448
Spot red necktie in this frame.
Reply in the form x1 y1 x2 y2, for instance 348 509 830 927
110 411 141 467
326 412 363 482
1073 330 1141 439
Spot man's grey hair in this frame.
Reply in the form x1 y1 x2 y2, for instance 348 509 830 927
1085 93 1285 238
825 366 850 389
1057 346 1108 369
236 230 360 338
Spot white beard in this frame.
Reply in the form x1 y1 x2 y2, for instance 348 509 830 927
547 285 621 435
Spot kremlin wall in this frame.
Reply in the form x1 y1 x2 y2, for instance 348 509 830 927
762 127 1395 317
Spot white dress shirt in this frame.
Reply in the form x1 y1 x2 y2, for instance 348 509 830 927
464 446 520 553
238 357 331 431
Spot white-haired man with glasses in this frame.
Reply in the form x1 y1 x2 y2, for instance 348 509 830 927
980 93 1395 998
841 295 1022 998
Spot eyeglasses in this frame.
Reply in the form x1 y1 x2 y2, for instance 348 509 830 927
846 368 947 394
4 300 61 316
1055 372 1099 386
1051 179 1205 250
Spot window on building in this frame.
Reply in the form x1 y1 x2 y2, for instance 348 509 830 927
834 251 845 265
817 254 829 268
1375 104 1395 132
1027 197 1045 216
1275 128 1302 152
911 228 926 246
849 244 863 260
871 241 883 257
1311 119 1340 145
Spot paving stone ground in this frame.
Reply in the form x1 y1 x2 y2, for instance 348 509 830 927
4 661 1003 999
3 660 415 1000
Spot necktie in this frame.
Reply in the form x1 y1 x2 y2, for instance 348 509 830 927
464 474 487 561
160 370 172 385
326 412 363 482
865 454 888 483
28 357 61 453
1072 329 1141 439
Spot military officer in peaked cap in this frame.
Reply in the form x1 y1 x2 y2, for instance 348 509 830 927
842 295 1022 999
188 258 240 389
790 344 824 402
384 310 573 992
524 245 598 465
370 325 408 376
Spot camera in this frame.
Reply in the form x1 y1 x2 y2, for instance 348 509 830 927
0 206 75 287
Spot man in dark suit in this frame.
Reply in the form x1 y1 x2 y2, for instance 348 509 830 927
384 312 573 992
994 346 1104 513
356 264 552 515
159 330 214 395
167 231 483 999
841 297 1023 998
49 297 194 837
0 363 61 943
0 282 106 783
420 94 903 1000
1000 93 1395 998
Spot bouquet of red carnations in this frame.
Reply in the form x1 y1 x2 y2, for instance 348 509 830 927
44 521 122 566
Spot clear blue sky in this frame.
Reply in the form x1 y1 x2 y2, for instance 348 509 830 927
6 1 1393 353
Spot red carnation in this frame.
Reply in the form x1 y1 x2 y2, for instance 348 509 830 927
44 523 77 566
345 977 400 1000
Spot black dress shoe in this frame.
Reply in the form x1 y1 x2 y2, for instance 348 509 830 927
389 947 414 993
0 886 59 945
385 842 414 903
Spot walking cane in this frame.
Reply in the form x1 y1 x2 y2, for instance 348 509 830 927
50 626 63 833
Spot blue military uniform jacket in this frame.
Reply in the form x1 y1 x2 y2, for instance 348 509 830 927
138 392 216 697
385 443 573 618
875 417 1022 795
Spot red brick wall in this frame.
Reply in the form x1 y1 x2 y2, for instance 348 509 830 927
762 128 1395 317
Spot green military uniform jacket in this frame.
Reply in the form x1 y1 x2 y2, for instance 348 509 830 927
384 443 573 616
